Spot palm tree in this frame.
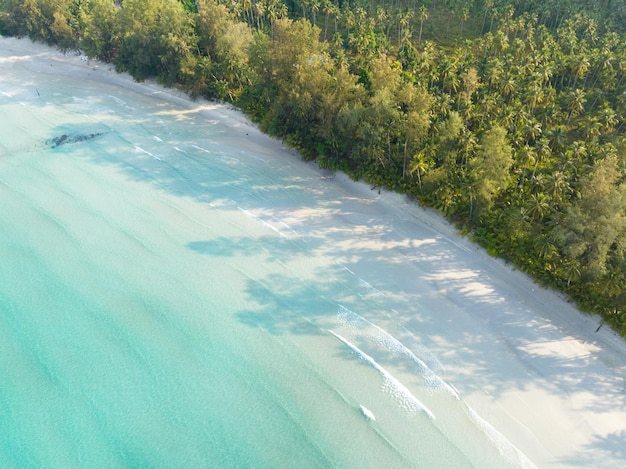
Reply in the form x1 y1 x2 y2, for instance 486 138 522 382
524 192 552 221
523 118 542 144
408 152 430 192
524 82 544 116
530 137 553 179
241 0 253 26
310 0 319 26
322 0 337 41
434 184 459 217
516 144 536 186
547 125 568 152
460 6 470 35
493 30 509 54
300 0 309 20
534 233 558 259
444 72 460 94
435 94 453 119
566 88 586 127
418 5 427 45
535 64 554 87
502 76 516 96
545 170 571 206
459 128 477 168
583 117 602 141
560 259 582 287
478 93 499 126
597 268 625 297
253 0 265 29
571 54 590 88
572 140 589 160
266 0 286 37
485 58 504 91
481 0 494 35
598 106 618 134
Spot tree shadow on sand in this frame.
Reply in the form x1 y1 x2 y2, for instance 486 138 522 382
586 430 626 462
560 429 626 467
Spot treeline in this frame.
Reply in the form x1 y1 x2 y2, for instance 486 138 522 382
1 0 625 334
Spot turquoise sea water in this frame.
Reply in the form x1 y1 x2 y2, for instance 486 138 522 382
0 48 537 468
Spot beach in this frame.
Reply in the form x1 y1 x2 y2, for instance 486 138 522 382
1 35 626 467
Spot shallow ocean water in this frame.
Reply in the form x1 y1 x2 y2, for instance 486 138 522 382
0 50 535 468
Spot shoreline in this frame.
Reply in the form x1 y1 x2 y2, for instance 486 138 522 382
3 34 626 467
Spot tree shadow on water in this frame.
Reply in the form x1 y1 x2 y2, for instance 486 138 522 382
235 273 340 336
187 232 343 335
187 235 307 263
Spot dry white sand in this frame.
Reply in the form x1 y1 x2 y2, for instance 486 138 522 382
2 35 626 467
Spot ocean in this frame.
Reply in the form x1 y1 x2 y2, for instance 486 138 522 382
0 43 536 468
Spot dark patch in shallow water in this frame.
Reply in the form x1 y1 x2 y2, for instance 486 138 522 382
49 132 105 148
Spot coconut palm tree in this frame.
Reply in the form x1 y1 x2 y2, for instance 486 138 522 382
408 151 430 191
418 5 427 45
566 88 586 127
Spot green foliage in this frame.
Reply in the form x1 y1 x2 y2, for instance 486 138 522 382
469 125 513 222
178 0 196 12
80 0 118 61
116 0 197 83
555 155 626 281
192 0 253 101
0 0 79 48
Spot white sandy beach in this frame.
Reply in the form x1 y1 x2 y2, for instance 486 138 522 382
2 35 626 467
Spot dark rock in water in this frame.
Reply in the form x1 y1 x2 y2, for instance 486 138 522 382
51 134 69 147
49 132 105 148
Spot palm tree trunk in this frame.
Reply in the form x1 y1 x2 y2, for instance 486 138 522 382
403 140 408 178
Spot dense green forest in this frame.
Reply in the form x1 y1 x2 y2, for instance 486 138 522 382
2 0 625 334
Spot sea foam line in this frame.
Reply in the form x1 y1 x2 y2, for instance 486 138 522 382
357 278 386 298
395 319 446 374
134 145 162 161
466 405 538 469
190 144 211 155
237 207 286 238
338 305 459 400
328 330 435 419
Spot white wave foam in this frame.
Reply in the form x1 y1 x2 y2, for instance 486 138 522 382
134 145 162 161
237 207 286 238
336 308 535 466
357 278 385 298
342 265 355 275
71 96 112 114
329 330 435 419
209 198 236 208
107 94 127 106
395 320 446 374
338 305 459 399
190 144 211 154
152 135 163 142
360 405 376 421
466 405 538 469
